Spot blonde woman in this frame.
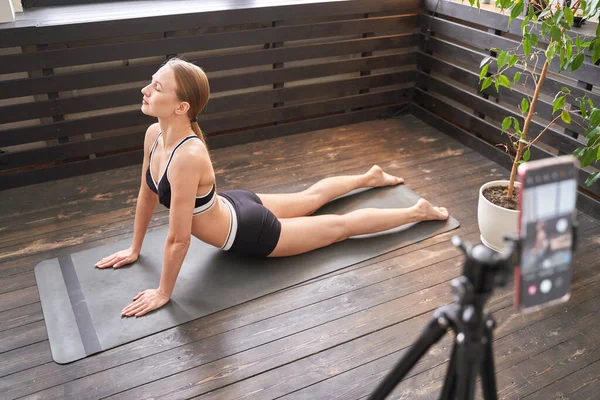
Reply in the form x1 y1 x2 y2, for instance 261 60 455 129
95 57 449 317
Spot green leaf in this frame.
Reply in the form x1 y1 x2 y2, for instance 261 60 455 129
513 118 522 135
523 149 531 162
513 71 522 83
553 95 566 114
566 42 573 60
590 108 600 125
576 36 582 52
498 75 511 89
481 76 493 91
564 7 574 26
480 56 492 68
571 53 585 72
530 34 539 47
582 41 592 48
561 109 572 123
510 1 524 23
521 16 530 34
502 116 512 132
580 99 588 119
593 43 600 64
585 172 600 187
545 43 556 61
521 98 529 114
497 51 509 68
509 54 518 67
550 26 562 42
584 126 599 139
479 64 490 81
523 36 532 57
581 148 596 168
552 9 564 25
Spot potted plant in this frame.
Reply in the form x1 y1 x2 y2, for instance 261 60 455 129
471 0 600 251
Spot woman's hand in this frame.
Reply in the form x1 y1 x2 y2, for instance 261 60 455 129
95 247 139 269
121 289 170 317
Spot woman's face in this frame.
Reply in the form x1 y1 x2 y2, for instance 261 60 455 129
141 65 182 118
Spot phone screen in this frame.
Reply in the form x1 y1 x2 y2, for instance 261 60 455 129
516 158 578 312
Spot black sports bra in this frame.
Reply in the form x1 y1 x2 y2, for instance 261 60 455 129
146 133 216 215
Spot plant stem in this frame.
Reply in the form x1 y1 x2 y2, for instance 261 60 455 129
506 59 550 199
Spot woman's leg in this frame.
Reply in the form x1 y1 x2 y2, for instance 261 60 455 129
268 198 448 257
257 165 404 219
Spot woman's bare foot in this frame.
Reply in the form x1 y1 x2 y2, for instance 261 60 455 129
414 198 449 221
366 165 404 187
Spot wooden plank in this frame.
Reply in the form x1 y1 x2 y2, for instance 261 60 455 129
419 34 600 111
417 52 589 141
415 72 588 160
0 0 420 47
1 180 593 398
0 14 418 74
203 88 412 132
0 132 145 172
279 234 600 400
1 85 412 172
0 303 43 332
0 69 415 127
0 105 405 190
411 99 600 219
423 0 599 50
0 49 416 101
0 45 417 147
421 14 600 86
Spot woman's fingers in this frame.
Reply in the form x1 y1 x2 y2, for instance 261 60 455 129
96 253 120 268
122 301 145 316
135 306 152 317
133 291 144 301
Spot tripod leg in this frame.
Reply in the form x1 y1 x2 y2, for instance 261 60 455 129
367 316 449 400
439 343 457 400
480 319 498 400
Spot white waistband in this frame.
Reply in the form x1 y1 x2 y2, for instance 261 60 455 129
219 196 237 251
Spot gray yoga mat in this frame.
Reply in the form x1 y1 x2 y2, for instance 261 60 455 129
35 185 459 364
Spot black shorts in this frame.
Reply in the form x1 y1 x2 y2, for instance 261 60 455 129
218 190 281 258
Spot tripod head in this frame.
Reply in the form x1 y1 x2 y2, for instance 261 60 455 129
448 235 520 309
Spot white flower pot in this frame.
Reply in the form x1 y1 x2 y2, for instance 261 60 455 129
477 180 520 253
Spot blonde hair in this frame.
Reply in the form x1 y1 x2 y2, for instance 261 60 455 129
164 57 210 145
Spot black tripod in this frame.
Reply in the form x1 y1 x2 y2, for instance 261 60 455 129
368 235 522 400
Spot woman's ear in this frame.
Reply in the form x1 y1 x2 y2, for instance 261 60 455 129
175 101 191 116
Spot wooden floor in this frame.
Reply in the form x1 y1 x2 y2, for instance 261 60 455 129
1 114 599 400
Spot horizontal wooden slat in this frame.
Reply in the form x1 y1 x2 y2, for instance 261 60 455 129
0 14 417 75
0 0 420 47
412 92 600 216
0 52 416 124
202 87 412 132
417 53 588 145
423 0 598 46
1 85 412 170
0 45 414 104
0 51 416 147
0 104 406 190
419 35 600 108
415 71 595 166
421 15 600 86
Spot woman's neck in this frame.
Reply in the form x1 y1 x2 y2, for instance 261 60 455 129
158 116 193 150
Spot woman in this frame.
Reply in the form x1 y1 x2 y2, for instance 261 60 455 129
95 57 449 318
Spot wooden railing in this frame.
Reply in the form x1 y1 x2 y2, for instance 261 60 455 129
0 0 420 189
413 0 600 218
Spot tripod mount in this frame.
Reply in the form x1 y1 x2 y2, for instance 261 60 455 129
367 234 522 400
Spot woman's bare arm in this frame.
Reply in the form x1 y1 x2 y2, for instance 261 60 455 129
129 124 161 255
157 141 206 297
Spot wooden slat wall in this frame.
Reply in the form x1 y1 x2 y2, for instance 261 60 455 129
0 0 420 190
414 0 600 218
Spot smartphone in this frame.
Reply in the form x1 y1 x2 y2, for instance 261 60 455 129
514 155 579 313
